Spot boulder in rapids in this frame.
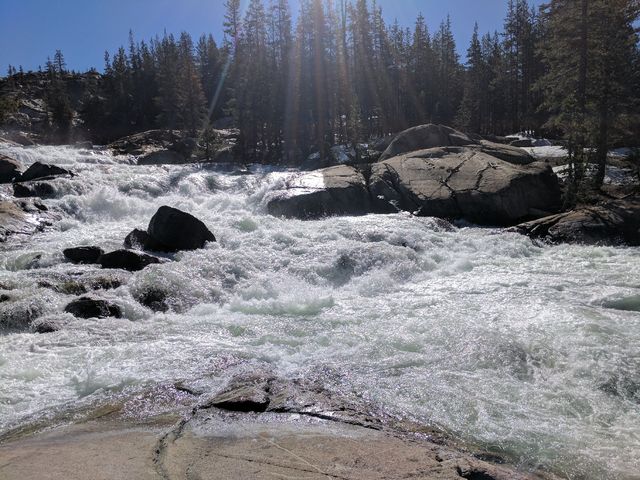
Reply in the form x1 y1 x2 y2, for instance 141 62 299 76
64 297 122 319
124 228 170 252
0 155 22 183
267 125 559 225
147 206 216 252
99 249 161 272
266 165 372 219
513 197 640 246
63 246 104 265
15 162 72 183
13 181 56 199
369 146 561 225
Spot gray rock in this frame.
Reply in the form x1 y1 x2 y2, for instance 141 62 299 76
266 165 372 219
205 384 271 413
513 198 640 246
99 250 161 272
147 206 215 252
16 162 72 182
137 150 186 166
370 147 561 225
64 297 122 319
379 124 476 161
63 246 104 265
0 155 21 183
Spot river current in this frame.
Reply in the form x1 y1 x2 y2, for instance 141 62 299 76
0 143 638 479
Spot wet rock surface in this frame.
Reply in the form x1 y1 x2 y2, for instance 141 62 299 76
514 197 640 246
64 297 122 319
0 371 559 480
147 206 216 252
15 162 72 183
63 246 105 265
99 249 161 272
0 199 56 242
0 154 21 183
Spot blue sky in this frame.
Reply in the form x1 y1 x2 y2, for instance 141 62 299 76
0 0 544 73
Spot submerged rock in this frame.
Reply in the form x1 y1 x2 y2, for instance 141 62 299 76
15 162 72 183
99 250 161 272
147 206 216 252
0 155 22 183
135 288 170 313
13 181 56 199
63 246 104 265
513 197 640 246
64 297 122 319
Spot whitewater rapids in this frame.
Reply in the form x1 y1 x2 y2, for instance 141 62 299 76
0 143 638 479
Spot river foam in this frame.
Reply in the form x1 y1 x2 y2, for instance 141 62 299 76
0 143 639 479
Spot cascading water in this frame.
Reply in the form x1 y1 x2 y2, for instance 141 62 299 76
0 143 638 479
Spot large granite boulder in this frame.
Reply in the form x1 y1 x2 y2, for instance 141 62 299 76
267 144 560 225
0 155 21 183
369 146 560 225
266 165 372 219
513 198 640 246
379 124 476 161
147 206 216 252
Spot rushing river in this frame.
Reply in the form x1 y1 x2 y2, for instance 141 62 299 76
0 143 638 479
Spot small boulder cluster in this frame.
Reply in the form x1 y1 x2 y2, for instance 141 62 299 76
0 155 74 199
60 206 215 321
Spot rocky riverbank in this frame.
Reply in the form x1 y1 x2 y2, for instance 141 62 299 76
0 369 559 480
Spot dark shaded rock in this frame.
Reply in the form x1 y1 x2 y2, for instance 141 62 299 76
13 182 56 199
510 139 533 148
15 162 72 182
99 250 160 272
0 155 21 183
33 319 62 334
266 165 372 219
64 297 122 319
38 279 88 295
147 206 215 251
124 228 170 252
63 246 104 265
135 289 169 313
137 150 186 166
513 198 640 246
379 124 477 161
